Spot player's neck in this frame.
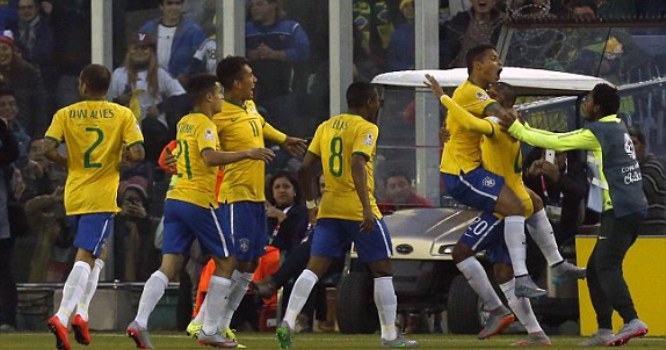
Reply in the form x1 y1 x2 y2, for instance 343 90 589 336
468 76 488 89
84 95 107 101
225 93 246 107
193 105 213 119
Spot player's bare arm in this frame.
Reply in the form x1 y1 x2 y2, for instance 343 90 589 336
201 147 275 166
298 151 322 224
488 102 518 129
424 74 447 99
351 153 374 233
43 138 67 167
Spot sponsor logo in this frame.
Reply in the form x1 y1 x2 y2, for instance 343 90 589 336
624 133 637 159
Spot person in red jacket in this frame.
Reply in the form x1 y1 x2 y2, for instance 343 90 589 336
378 169 433 215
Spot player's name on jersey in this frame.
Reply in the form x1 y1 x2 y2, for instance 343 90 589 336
178 123 196 134
68 108 116 119
331 119 349 131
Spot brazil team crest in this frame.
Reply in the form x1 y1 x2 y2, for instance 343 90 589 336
482 176 496 188
238 238 251 253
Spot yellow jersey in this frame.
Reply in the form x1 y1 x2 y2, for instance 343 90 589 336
440 80 497 175
167 113 220 208
213 99 286 203
481 117 534 217
44 100 144 215
308 114 382 221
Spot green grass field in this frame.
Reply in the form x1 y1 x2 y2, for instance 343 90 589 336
3 332 666 350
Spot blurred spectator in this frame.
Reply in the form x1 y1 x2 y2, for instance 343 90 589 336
140 0 206 85
629 126 666 235
188 36 216 75
386 0 415 71
439 0 506 69
597 0 636 19
568 0 597 20
637 0 666 17
353 0 395 72
0 88 29 167
108 32 187 163
8 0 56 92
182 0 215 34
0 32 48 138
114 176 161 281
0 116 19 332
0 0 18 29
266 171 308 255
378 168 433 214
523 148 588 246
246 0 310 131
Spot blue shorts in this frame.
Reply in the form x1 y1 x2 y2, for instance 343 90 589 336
220 201 267 261
442 167 505 213
70 213 114 258
311 218 393 263
162 199 232 258
459 211 510 265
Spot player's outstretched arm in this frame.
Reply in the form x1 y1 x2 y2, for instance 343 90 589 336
351 154 374 233
281 136 307 157
201 147 275 166
43 138 67 167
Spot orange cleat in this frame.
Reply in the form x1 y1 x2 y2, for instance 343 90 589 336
71 314 91 345
47 315 71 350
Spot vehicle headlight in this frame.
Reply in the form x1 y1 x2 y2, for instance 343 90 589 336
438 245 454 255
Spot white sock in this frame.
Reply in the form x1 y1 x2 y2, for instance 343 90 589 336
282 269 318 330
499 278 542 333
526 209 564 266
134 270 169 328
456 257 502 310
217 270 252 331
193 296 207 324
56 261 91 326
76 258 104 321
373 276 398 341
504 215 528 276
202 276 232 335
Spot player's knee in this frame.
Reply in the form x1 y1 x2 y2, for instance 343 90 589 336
493 263 513 284
367 260 392 278
452 242 474 264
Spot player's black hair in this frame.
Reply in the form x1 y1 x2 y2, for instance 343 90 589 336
267 171 303 205
80 64 111 94
465 44 496 75
346 81 377 109
216 56 250 91
383 167 412 184
492 82 516 106
591 83 619 116
187 74 219 105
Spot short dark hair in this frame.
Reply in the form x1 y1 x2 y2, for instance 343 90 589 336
465 44 496 75
187 74 219 105
346 81 377 109
568 0 597 13
0 86 15 99
80 64 111 94
383 168 412 184
216 56 250 91
160 0 183 5
591 83 619 116
628 125 645 145
493 82 516 106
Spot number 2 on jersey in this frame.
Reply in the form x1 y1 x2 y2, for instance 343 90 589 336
83 127 104 168
329 136 343 177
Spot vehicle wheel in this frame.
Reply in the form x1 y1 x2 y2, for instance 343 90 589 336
447 274 483 334
336 271 379 334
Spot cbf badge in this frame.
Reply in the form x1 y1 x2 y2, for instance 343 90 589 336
238 238 250 253
482 176 496 188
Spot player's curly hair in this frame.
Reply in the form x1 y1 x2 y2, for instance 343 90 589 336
591 83 619 116
216 56 250 91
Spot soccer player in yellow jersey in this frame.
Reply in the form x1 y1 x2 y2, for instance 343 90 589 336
125 74 274 349
425 44 544 299
203 56 306 337
44 64 145 350
276 82 418 349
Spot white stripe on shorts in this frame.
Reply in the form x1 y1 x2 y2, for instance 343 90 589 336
375 218 392 257
93 217 110 255
458 173 499 201
209 206 229 257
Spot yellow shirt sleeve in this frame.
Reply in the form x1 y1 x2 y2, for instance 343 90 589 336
352 123 378 159
262 119 288 144
44 111 65 143
196 119 219 153
440 95 495 136
508 121 600 151
307 124 323 157
121 110 144 146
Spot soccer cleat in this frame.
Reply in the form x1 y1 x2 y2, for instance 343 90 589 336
381 334 420 348
510 331 552 346
551 261 586 285
276 321 294 349
196 330 238 348
223 328 246 349
477 305 516 340
606 319 648 346
514 275 547 299
126 320 154 349
71 314 91 345
186 320 202 339
47 315 72 350
577 329 614 346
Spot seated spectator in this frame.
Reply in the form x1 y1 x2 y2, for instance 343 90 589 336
353 0 394 72
246 0 310 131
0 31 48 138
113 176 161 281
629 126 666 235
108 32 187 163
378 169 433 214
439 0 506 69
266 171 309 255
523 147 588 246
139 0 205 85
386 0 415 71
0 88 29 167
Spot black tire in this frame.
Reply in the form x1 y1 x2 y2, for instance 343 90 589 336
447 274 482 334
336 271 379 334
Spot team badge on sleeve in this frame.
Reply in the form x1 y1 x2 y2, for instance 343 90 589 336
476 90 489 102
363 132 374 146
204 129 215 141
